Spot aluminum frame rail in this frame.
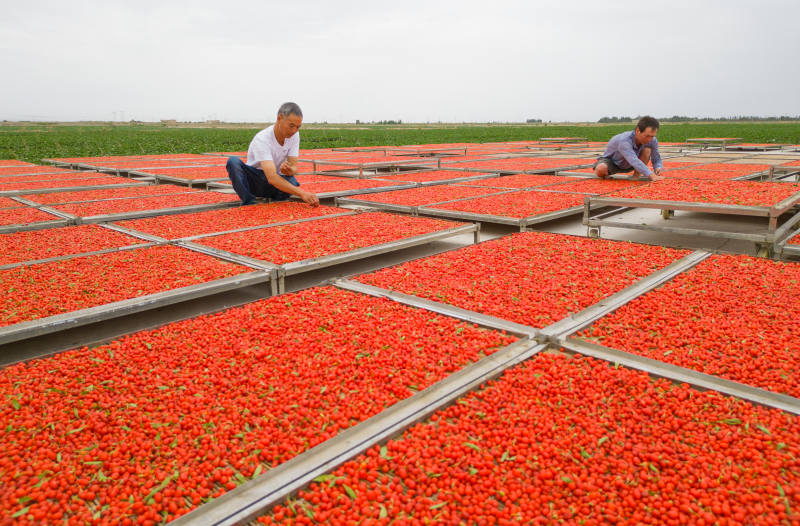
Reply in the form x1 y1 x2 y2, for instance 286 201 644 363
0 182 150 197
179 221 480 294
417 190 597 231
128 169 228 188
283 182 417 199
383 147 468 157
0 241 163 270
80 163 211 176
168 339 547 526
773 224 800 259
61 200 241 225
334 187 509 216
768 165 800 182
311 158 438 176
538 137 589 144
168 248 800 526
0 169 86 178
583 191 800 255
0 269 273 346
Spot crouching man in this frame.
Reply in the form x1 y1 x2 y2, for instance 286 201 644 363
227 102 319 207
594 116 664 181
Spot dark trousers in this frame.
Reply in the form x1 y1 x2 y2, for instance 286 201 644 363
226 157 300 206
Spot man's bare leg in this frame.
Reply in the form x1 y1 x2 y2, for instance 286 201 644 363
631 147 652 180
595 162 611 179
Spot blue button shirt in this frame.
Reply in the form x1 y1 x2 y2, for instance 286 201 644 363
602 130 662 176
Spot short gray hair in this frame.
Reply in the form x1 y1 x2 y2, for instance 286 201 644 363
278 102 303 119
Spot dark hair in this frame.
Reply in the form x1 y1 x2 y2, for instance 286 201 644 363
637 115 659 132
278 102 303 119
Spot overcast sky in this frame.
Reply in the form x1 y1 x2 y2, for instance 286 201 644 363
2 0 798 123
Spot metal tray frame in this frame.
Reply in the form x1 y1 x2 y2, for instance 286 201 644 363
334 187 509 216
167 247 799 526
178 217 479 294
417 190 596 230
61 200 241 225
583 190 800 255
128 169 228 188
0 267 273 346
0 182 150 197
0 170 86 179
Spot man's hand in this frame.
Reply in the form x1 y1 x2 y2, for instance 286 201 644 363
654 168 663 176
280 161 296 176
649 170 665 182
299 190 319 207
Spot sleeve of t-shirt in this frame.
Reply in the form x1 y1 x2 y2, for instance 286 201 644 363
650 140 663 170
288 133 300 157
251 134 274 164
618 139 654 176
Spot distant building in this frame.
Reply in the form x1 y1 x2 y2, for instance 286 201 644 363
161 119 177 125
206 120 221 124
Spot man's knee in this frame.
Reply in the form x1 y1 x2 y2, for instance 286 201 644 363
226 156 242 169
595 163 610 178
639 147 651 159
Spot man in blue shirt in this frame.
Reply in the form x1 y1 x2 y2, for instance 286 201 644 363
594 116 664 181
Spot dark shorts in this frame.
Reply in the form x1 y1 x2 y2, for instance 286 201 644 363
593 157 633 175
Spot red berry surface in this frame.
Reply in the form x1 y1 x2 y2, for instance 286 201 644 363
26 186 204 205
135 167 229 180
662 169 753 180
196 213 465 265
0 207 61 227
116 202 344 239
442 158 594 172
257 353 800 526
0 197 26 208
0 173 109 183
349 185 503 207
0 245 247 327
0 177 134 191
357 232 686 328
692 163 770 172
0 286 516 525
464 174 576 189
543 178 648 194
427 190 585 218
301 179 410 194
51 192 239 217
604 180 800 207
0 224 144 265
0 167 76 176
0 160 35 167
375 171 496 183
578 254 800 397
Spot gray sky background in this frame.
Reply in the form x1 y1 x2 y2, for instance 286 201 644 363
2 0 798 123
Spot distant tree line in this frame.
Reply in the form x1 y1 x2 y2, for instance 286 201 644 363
599 115 799 123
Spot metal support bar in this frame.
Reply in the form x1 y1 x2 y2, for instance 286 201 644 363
0 242 162 270
331 279 538 338
168 339 547 526
0 271 272 346
560 339 800 415
538 250 712 343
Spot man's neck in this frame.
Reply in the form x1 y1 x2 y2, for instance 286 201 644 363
273 126 286 146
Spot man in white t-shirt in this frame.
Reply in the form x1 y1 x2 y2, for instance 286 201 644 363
226 102 319 207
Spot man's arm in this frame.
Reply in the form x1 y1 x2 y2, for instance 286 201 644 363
260 160 319 207
617 140 654 177
279 156 298 176
650 142 664 175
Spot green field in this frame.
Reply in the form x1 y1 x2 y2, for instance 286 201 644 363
2 122 799 163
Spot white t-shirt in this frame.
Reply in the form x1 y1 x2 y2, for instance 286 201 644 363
246 125 300 175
